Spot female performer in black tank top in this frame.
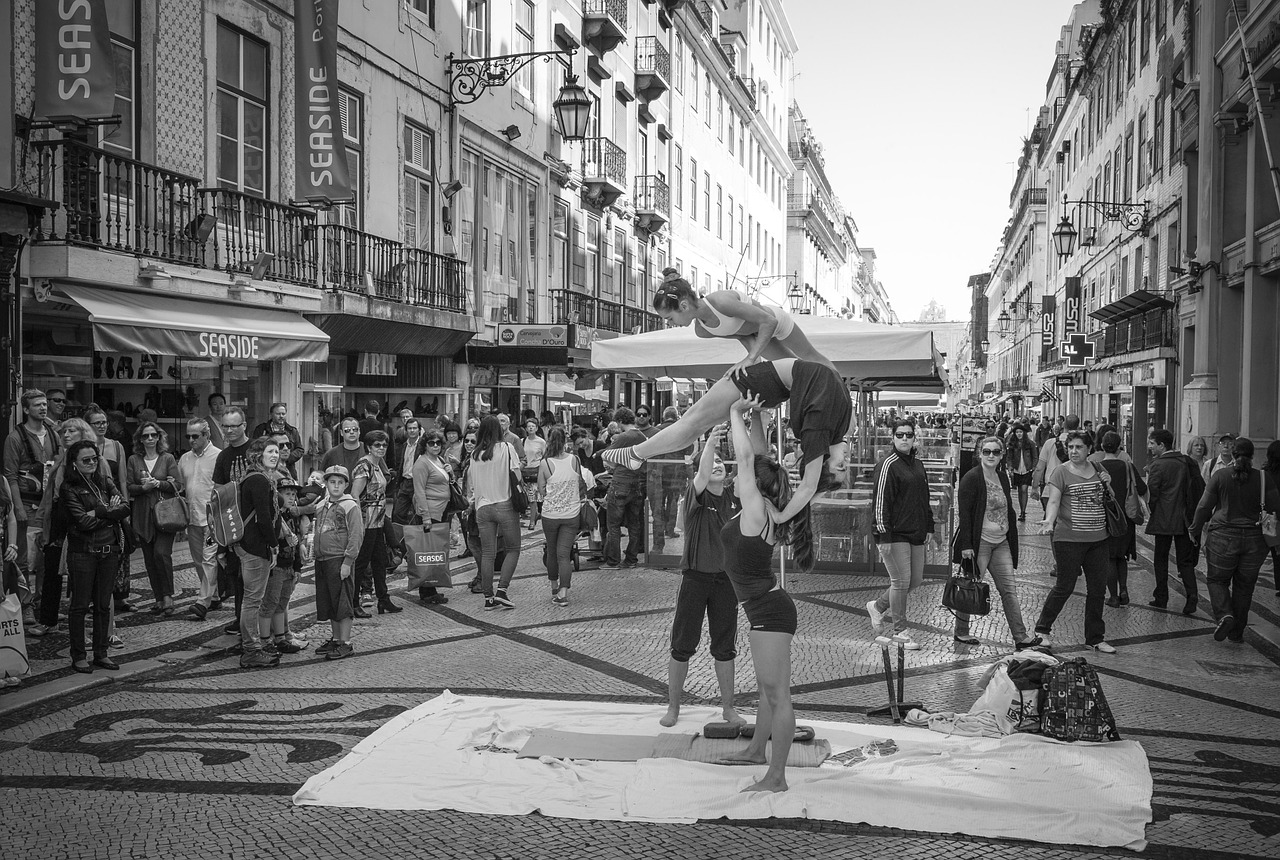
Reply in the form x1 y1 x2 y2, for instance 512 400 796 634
715 391 815 793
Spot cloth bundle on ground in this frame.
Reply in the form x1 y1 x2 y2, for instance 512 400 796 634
294 692 1152 849
967 652 1062 736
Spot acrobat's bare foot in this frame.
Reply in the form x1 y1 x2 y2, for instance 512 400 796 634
722 707 747 725
741 776 788 793
716 749 767 766
660 706 679 728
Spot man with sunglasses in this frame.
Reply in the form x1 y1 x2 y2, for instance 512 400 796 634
46 389 67 423
179 418 221 619
212 406 252 632
322 416 367 478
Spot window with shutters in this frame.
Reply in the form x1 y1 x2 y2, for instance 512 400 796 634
716 184 723 239
1140 0 1151 65
403 123 434 251
673 145 683 209
1152 95 1165 176
726 194 734 248
674 34 684 92
625 235 637 306
216 22 269 197
689 157 697 220
571 209 586 291
605 226 624 302
702 171 710 230
1136 111 1148 189
1124 127 1134 199
337 90 362 227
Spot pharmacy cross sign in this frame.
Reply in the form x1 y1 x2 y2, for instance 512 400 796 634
1061 333 1095 367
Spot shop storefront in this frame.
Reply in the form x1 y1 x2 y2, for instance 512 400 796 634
26 284 328 447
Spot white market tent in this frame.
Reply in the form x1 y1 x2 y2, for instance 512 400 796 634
589 316 947 390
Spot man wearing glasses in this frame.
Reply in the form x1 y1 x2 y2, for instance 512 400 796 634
179 418 222 620
46 390 67 423
212 406 252 633
322 416 367 478
251 402 303 472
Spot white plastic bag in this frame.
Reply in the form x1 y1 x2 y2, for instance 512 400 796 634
0 592 30 680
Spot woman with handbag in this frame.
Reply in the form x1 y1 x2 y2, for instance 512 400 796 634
59 440 131 673
1098 431 1142 607
950 435 1041 649
1033 431 1117 654
84 405 132 614
522 418 547 530
350 430 399 616
537 427 586 606
408 428 454 605
1190 437 1280 643
1004 423 1038 522
468 415 523 610
126 421 182 618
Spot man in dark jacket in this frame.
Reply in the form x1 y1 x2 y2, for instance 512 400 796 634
1145 428 1199 614
250 402 303 470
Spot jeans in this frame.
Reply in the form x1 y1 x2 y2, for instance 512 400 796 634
477 500 520 597
18 524 45 608
139 531 175 602
1036 538 1109 646
234 546 272 653
186 524 220 609
1205 526 1269 633
605 479 644 565
355 521 389 599
67 549 118 661
37 542 63 628
670 571 738 662
873 541 925 633
541 514 579 588
647 467 686 547
1152 532 1198 604
953 538 1030 643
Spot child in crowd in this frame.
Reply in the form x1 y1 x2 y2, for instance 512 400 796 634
259 476 310 655
312 465 364 660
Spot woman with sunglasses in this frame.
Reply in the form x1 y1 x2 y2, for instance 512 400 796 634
950 435 1041 649
408 428 453 605
59 440 130 673
127 421 182 617
442 421 464 469
1033 430 1117 654
1005 423 1038 522
866 419 934 649
84 405 133 615
651 268 835 377
350 430 397 615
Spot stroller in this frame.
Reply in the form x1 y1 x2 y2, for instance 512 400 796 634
540 494 605 572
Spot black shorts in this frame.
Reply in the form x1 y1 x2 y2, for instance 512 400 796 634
742 588 797 635
1011 471 1034 488
730 362 790 410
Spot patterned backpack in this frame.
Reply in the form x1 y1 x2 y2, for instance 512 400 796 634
1038 657 1121 743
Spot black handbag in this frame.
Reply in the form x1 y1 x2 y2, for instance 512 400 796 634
445 481 468 516
1096 466 1128 538
942 556 991 616
508 469 529 515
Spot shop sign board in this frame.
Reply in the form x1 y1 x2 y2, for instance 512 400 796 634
357 352 397 376
498 324 568 347
34 0 116 122
1063 277 1082 336
293 0 351 203
1055 375 1075 386
1040 296 1056 362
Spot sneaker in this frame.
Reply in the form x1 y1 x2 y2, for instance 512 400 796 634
208 599 222 612
26 623 49 638
315 638 338 656
1015 636 1045 651
274 638 304 655
1214 615 1235 642
22 608 36 626
866 600 886 632
261 641 279 657
601 562 621 570
359 592 374 608
326 642 354 660
108 635 124 649
552 589 569 607
601 446 643 469
892 633 922 651
621 560 637 569
284 632 309 649
223 621 240 635
493 589 514 610
1088 641 1117 654
239 651 279 669
483 598 499 611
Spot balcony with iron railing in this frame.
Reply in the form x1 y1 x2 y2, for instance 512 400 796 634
634 36 671 105
30 138 467 313
552 289 661 335
583 0 627 55
633 175 670 233
581 137 627 208
1099 308 1175 357
737 76 758 108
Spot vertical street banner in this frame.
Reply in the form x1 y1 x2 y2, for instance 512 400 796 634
1040 295 1056 362
295 0 351 203
34 0 117 122
1063 276 1082 336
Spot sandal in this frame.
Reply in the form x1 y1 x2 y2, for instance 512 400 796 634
953 634 980 645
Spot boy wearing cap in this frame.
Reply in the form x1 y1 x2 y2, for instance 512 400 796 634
313 465 364 660
259 476 309 655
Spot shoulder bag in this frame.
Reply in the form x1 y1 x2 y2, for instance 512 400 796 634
1124 461 1147 525
941 556 991 617
1095 466 1128 538
506 444 529 515
1260 469 1280 547
155 487 189 533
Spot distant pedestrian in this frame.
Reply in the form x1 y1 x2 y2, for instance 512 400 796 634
468 416 523 610
1266 440 1280 598
127 421 181 618
1098 431 1142 607
601 407 647 569
1191 437 1280 643
1005 423 1038 521
350 430 395 616
1185 436 1210 473
1145 428 1200 614
1203 433 1238 482
537 427 589 606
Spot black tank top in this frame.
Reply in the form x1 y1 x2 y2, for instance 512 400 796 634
720 513 776 602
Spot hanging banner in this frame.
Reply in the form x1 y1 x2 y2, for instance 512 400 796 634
34 0 117 122
1063 277 1082 337
294 0 351 204
1040 295 1056 362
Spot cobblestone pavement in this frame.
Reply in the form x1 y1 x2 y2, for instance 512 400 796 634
3 519 1279 860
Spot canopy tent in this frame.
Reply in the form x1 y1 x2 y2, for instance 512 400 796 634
518 376 590 404
589 317 946 391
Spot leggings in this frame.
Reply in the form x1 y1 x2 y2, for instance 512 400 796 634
477 500 520 597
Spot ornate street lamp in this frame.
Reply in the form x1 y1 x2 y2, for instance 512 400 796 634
551 74 592 141
996 308 1012 336
447 50 592 141
1052 194 1147 260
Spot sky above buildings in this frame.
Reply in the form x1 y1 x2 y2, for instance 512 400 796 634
787 0 1081 321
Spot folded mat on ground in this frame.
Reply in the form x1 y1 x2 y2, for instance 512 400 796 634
293 691 1151 850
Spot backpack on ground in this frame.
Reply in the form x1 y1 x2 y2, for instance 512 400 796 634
1182 454 1206 528
1038 657 1121 743
207 480 255 548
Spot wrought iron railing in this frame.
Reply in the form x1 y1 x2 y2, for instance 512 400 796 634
552 289 660 334
320 225 465 312
31 139 206 264
403 246 467 312
200 188 318 287
634 175 670 217
737 76 758 107
583 0 627 30
582 137 627 188
635 36 671 84
1100 308 1175 356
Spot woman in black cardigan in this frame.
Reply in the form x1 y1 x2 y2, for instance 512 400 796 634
949 435 1041 649
236 437 283 670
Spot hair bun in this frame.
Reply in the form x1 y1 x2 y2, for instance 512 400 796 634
661 267 681 282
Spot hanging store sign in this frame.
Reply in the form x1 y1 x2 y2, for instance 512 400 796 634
294 0 351 204
1040 295 1056 363
498 324 569 347
34 0 116 122
1063 277 1082 337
